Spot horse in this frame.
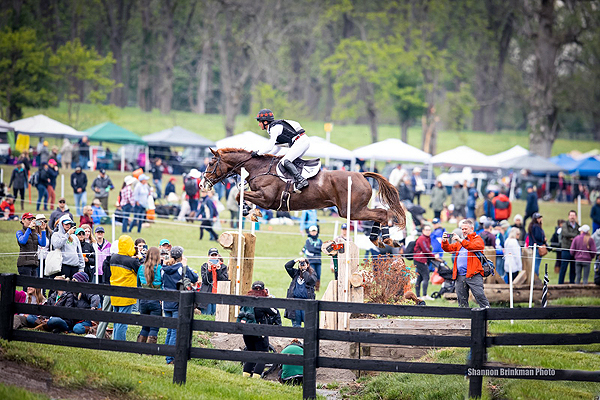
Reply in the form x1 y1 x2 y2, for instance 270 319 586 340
200 148 405 247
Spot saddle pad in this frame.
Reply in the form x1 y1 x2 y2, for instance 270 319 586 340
276 158 321 182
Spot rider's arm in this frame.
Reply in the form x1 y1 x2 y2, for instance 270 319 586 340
257 125 282 156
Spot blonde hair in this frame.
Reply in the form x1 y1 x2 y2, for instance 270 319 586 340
83 205 93 215
80 223 96 243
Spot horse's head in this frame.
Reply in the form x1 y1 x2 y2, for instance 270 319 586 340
200 148 251 190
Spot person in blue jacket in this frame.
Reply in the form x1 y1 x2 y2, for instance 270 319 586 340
16 212 47 277
300 209 317 234
430 218 445 271
302 225 323 291
466 187 478 220
161 246 198 364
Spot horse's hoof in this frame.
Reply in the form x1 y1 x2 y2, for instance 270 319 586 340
371 238 386 249
254 209 263 218
383 238 394 247
250 215 259 222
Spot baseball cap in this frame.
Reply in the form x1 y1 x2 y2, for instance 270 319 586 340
95 226 105 233
35 214 47 221
251 281 265 290
432 218 440 225
526 183 533 189
170 246 184 259
308 225 318 232
579 225 590 233
479 216 487 224
61 218 75 225
100 168 106 174
532 212 542 219
21 212 34 220
75 228 85 235
169 176 177 182
208 247 219 256
159 239 171 246
500 220 510 229
124 176 136 185
138 174 149 181
341 223 347 230
48 159 57 166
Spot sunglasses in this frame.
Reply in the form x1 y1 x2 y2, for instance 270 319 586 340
59 200 66 203
209 253 219 257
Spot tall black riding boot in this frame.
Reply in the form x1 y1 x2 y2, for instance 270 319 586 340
283 160 308 192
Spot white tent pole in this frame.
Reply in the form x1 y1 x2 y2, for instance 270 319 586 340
545 174 550 196
60 174 65 198
508 252 514 325
509 172 517 201
344 176 352 330
529 243 537 308
0 168 3 184
121 149 125 172
95 248 99 284
427 162 433 191
333 221 339 239
145 147 150 173
235 168 249 316
111 213 116 243
577 195 581 225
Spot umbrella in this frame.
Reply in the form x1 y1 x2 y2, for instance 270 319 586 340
542 264 549 308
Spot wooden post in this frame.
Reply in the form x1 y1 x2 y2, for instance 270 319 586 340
337 241 359 329
468 307 487 399
303 300 319 400
226 233 245 322
173 291 195 385
241 232 256 297
0 274 16 340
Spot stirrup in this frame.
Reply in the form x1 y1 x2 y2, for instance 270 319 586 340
294 179 308 193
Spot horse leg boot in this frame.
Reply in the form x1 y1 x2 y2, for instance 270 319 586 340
283 160 308 192
369 222 386 248
381 226 394 247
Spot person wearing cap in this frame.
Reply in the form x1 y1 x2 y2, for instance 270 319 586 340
109 235 142 341
16 213 47 278
413 224 442 299
523 183 539 227
76 226 96 279
93 226 111 282
441 219 490 308
48 198 73 232
71 165 88 217
46 158 59 210
132 174 150 233
199 248 229 315
34 214 52 273
526 212 546 277
137 246 163 344
9 162 28 211
239 280 278 378
284 258 317 327
159 239 172 264
0 194 18 220
559 210 580 284
302 225 323 291
70 271 101 335
511 214 527 246
569 225 597 284
300 209 317 234
411 167 426 206
119 176 136 233
164 176 177 198
198 189 218 241
161 246 198 363
430 218 445 259
51 215 84 278
480 220 496 247
91 168 115 212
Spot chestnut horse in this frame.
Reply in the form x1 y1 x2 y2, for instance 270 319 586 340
201 148 405 247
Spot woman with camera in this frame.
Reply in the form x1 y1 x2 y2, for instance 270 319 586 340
284 258 317 327
51 215 85 279
16 212 48 278
137 246 163 344
199 248 229 315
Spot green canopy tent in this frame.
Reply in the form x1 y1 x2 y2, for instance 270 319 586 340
85 122 146 172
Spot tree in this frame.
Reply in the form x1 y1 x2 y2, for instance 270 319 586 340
52 39 117 126
0 28 56 121
391 68 427 142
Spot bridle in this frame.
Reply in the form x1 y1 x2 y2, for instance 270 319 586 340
203 153 253 188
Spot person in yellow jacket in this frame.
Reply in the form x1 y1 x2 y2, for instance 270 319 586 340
109 235 141 340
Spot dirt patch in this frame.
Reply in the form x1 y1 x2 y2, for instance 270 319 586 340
209 332 357 383
0 357 118 400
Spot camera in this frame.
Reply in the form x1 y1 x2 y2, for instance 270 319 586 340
35 220 42 227
299 260 307 267
442 232 450 239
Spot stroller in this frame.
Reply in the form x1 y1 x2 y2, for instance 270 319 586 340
430 259 455 299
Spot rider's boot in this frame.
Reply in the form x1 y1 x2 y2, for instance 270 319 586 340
283 160 308 192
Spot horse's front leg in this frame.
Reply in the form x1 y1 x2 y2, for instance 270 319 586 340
235 190 265 222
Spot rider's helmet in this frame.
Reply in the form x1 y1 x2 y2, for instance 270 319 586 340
256 108 274 122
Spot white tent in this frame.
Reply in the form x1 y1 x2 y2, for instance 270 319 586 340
430 146 498 169
487 145 529 165
216 131 268 151
10 114 83 139
0 118 14 132
352 138 432 163
304 136 355 161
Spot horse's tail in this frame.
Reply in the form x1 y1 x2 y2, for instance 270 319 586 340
362 172 406 228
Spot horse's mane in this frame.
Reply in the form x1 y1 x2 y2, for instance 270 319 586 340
216 148 279 158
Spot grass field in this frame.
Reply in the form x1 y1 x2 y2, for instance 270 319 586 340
1 104 599 399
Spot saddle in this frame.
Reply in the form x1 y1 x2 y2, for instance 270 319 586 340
276 158 321 182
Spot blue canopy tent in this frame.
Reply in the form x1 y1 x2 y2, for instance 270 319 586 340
549 154 579 171
569 156 600 177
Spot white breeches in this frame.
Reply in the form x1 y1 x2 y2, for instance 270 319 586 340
281 135 309 163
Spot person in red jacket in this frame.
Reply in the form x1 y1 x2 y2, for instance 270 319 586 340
413 225 442 299
441 219 490 308
492 190 512 222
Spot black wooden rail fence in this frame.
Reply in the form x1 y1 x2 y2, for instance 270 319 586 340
1 274 599 399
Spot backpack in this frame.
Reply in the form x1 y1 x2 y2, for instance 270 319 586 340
474 251 495 277
176 265 195 291
29 171 39 187
265 308 282 326
495 199 510 210
237 305 256 324
404 241 416 260
185 178 198 197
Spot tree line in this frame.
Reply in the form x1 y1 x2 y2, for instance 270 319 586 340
1 0 599 156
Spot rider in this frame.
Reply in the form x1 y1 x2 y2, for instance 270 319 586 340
251 109 309 192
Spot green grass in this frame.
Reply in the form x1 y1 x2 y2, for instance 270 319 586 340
0 383 48 400
20 102 598 156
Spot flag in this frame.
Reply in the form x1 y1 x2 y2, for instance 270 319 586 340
541 263 549 307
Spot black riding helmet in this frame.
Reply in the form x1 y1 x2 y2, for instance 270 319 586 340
256 108 274 122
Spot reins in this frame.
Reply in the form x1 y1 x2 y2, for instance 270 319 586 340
204 153 279 186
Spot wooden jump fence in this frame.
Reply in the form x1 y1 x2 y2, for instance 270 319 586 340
1 274 599 399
